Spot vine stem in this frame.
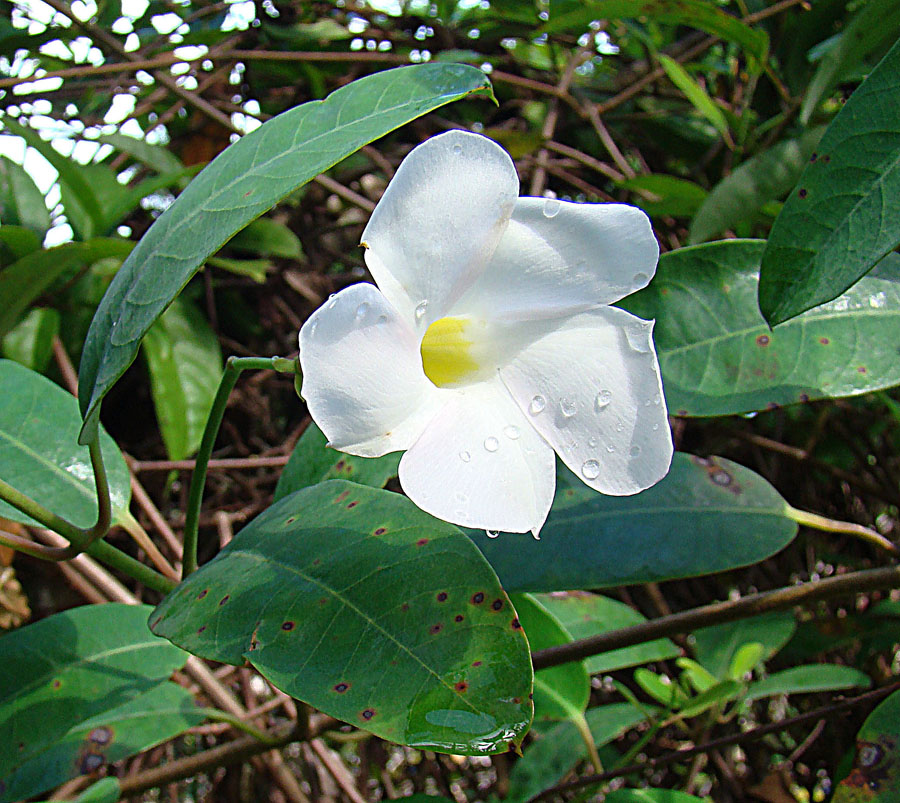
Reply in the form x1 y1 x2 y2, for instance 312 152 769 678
786 505 900 556
182 356 297 577
531 563 900 671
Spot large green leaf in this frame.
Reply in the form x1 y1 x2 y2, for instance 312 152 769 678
604 790 704 802
274 420 400 501
142 297 223 460
545 0 768 66
689 128 824 244
0 603 188 796
0 683 203 803
759 38 900 325
77 63 493 443
537 592 680 675
691 610 796 678
2 307 59 372
658 56 731 143
833 689 900 802
622 241 900 416
512 594 589 723
745 665 871 702
469 454 796 592
0 359 131 528
151 480 532 754
800 0 900 125
0 156 50 237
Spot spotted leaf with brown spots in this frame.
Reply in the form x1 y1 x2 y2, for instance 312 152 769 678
834 689 900 802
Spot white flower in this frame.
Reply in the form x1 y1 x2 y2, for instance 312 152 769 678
298 130 673 536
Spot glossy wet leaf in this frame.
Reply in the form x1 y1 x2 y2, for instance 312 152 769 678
622 241 900 416
692 610 796 678
0 683 202 803
536 592 679 674
470 454 796 592
512 594 588 722
0 603 188 793
0 359 131 528
142 297 223 460
274 421 400 501
508 703 647 803
833 689 900 802
545 0 768 66
688 128 824 243
77 63 493 443
151 480 532 755
604 789 705 802
0 156 50 237
745 665 871 702
759 38 900 325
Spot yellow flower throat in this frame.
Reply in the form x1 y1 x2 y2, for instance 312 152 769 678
420 316 483 388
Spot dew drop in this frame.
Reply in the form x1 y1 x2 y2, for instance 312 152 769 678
529 395 546 415
581 459 601 480
542 198 561 218
588 436 597 448
615 420 625 432
327 292 337 309
625 322 653 353
376 314 389 326
503 425 520 440
414 300 428 321
633 272 649 286
484 436 500 452
652 423 659 431
452 143 463 155
355 301 369 321
486 530 500 539
595 389 612 410
606 444 616 453
653 393 661 405
309 320 318 336
630 445 642 457
560 397 577 418
459 450 471 463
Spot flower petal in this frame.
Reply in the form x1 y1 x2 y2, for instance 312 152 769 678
398 379 555 535
361 130 519 328
451 199 659 321
499 306 673 495
298 283 443 457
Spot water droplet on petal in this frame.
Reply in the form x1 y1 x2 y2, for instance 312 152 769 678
633 272 649 286
560 398 577 418
588 437 597 447
376 314 389 326
484 436 499 452
653 393 661 405
652 423 659 431
452 143 463 155
414 301 428 321
615 421 625 433
504 425 520 440
542 198 561 218
327 293 338 309
595 389 612 410
581 459 601 480
630 445 642 457
459 450 471 462
309 320 318 336
529 395 546 415
606 444 616 453
625 321 653 353
486 530 500 539
355 302 369 321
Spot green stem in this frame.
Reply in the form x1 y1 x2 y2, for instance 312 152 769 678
87 539 177 594
182 356 297 577
572 711 604 775
786 505 900 556
198 709 282 745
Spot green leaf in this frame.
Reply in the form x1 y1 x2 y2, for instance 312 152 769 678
228 217 303 258
512 594 589 722
634 668 689 709
622 241 900 416
536 592 680 675
800 0 900 125
759 38 900 325
142 297 223 460
1 682 202 803
469 454 796 592
727 642 765 680
0 225 42 265
692 611 796 678
508 703 647 803
77 63 493 443
1 307 59 372
658 56 732 144
274 421 400 501
0 238 133 339
74 778 122 803
151 480 532 755
621 174 707 218
745 665 871 702
96 131 185 174
677 679 742 718
0 359 132 528
675 658 719 693
0 156 51 237
689 128 824 243
0 603 188 799
545 0 768 66
206 256 273 283
604 789 705 802
833 689 900 802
